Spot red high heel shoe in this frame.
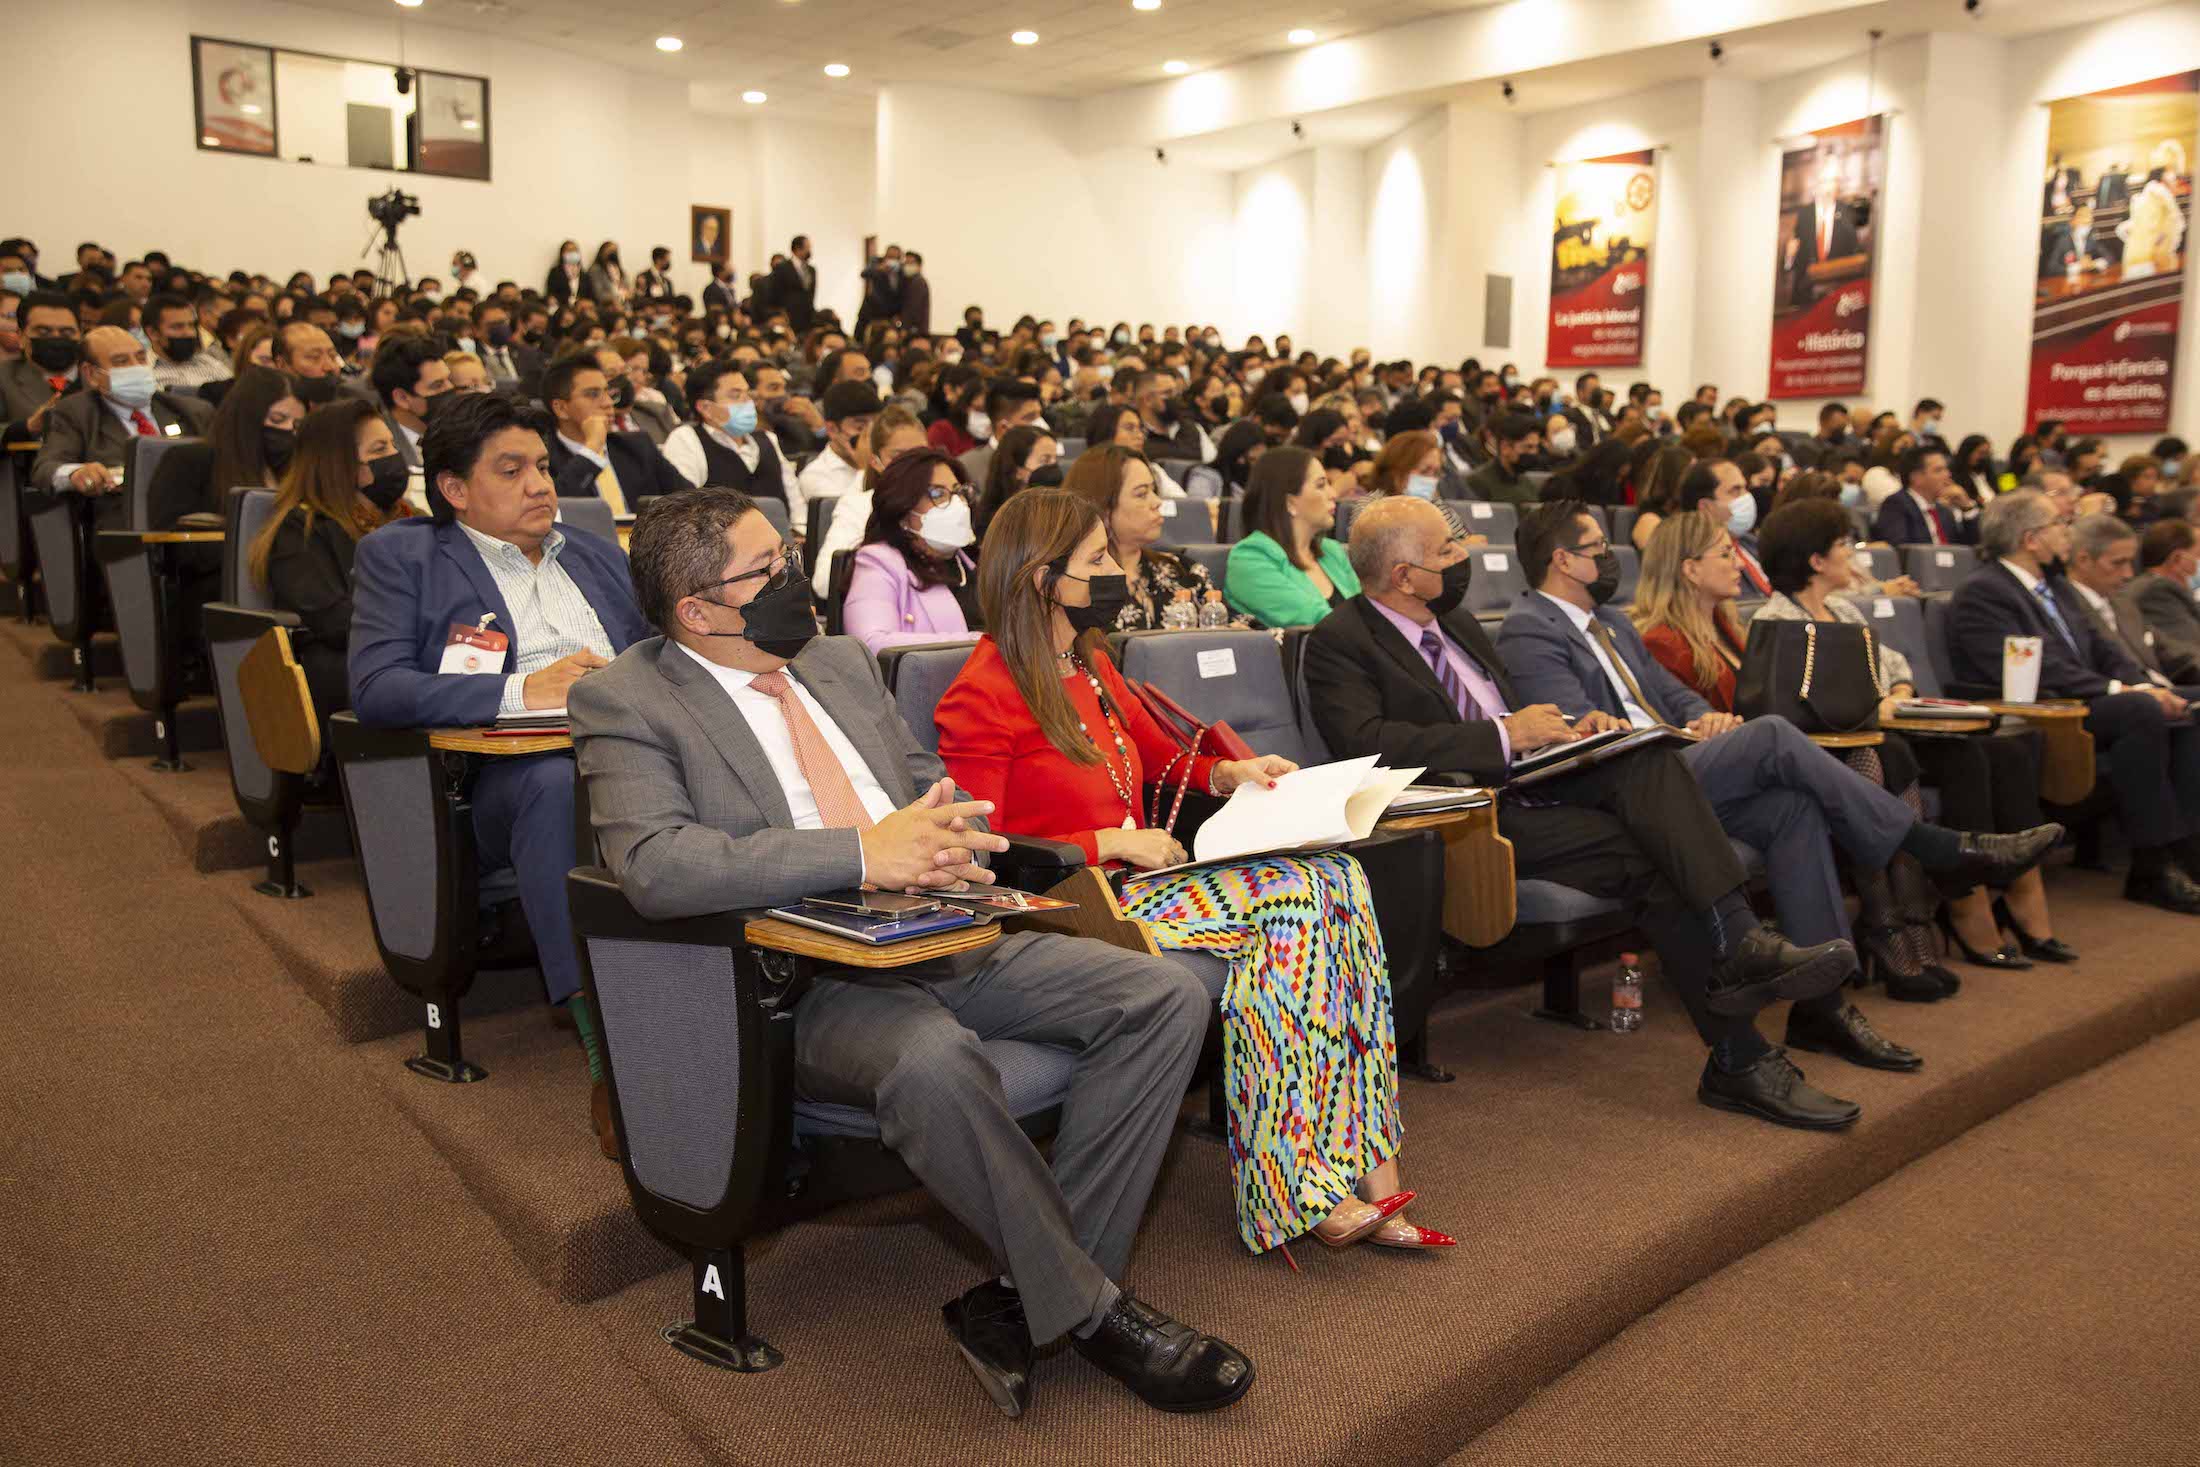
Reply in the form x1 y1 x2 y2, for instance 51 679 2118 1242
1367 1216 1456 1251
1309 1189 1417 1249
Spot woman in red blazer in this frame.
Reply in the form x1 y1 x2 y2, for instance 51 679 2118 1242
934 489 1449 1259
1629 514 1745 711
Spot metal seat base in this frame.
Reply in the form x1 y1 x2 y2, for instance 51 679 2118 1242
664 1322 783 1373
403 1054 487 1083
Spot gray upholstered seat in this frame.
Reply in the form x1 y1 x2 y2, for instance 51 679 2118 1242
1449 499 1518 545
1118 628 1315 764
1902 543 1979 595
557 496 618 545
1461 543 1529 617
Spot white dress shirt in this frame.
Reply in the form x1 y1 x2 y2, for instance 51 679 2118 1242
662 420 801 506
456 521 614 715
1539 591 1656 728
792 446 866 527
674 642 898 836
814 489 874 595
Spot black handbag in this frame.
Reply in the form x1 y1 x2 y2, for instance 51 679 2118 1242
1733 616 1884 734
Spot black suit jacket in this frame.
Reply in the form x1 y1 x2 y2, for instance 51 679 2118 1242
2038 222 2117 278
548 429 687 505
898 274 931 336
544 264 591 306
30 389 212 506
1947 561 2145 701
770 258 816 331
1873 490 1977 547
702 280 738 315
1304 595 1514 784
2094 172 2130 210
1787 198 1862 304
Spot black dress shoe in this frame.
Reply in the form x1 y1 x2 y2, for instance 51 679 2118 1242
942 1280 1034 1419
1697 1048 1862 1130
2125 865 2200 915
1928 824 2064 896
1070 1292 1254 1414
1785 1003 1924 1072
1705 927 1856 1015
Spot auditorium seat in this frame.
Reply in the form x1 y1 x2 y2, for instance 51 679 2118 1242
1902 543 1979 594
1609 506 1639 548
1846 593 1940 696
1216 493 1247 544
804 496 833 550
1153 494 1203 546
1056 436 1085 462
1855 544 1903 586
93 435 208 769
1180 462 1224 499
25 482 95 690
1450 499 1518 545
756 496 791 541
1462 544 1529 617
1611 544 1640 606
1331 497 1363 546
556 496 618 545
1921 595 1961 693
1 447 33 620
1175 541 1230 590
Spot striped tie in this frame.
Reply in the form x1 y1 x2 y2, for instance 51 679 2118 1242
1421 627 1471 720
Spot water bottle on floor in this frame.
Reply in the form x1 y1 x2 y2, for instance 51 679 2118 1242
1611 952 1643 1032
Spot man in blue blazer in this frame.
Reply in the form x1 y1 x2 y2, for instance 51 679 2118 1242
1497 499 2060 1054
1872 443 1979 548
1947 490 2200 914
349 392 652 1026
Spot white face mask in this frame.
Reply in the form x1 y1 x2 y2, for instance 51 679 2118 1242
1287 391 1310 415
1095 364 1115 383
966 409 992 441
918 496 975 550
872 364 894 393
1547 427 1577 457
1405 473 1440 500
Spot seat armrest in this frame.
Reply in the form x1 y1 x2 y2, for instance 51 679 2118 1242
994 833 1087 890
567 865 759 949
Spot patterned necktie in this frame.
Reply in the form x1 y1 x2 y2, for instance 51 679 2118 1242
1419 627 1475 720
1586 617 1654 721
2032 580 2080 657
749 670 876 830
130 409 158 437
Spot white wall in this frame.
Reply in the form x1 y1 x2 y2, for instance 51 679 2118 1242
1366 112 1452 363
1230 154 1316 344
753 120 875 327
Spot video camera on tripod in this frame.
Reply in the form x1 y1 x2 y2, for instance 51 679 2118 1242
363 189 422 297
368 188 421 234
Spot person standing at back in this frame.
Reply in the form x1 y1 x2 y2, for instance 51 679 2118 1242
771 235 818 332
897 250 931 336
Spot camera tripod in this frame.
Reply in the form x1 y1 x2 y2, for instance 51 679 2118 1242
361 219 410 298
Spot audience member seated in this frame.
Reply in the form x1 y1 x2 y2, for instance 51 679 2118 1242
2 290 83 445
1367 428 1442 501
811 407 927 596
1627 444 1693 552
2065 514 2190 693
145 292 231 391
32 325 214 523
369 334 452 469
1679 459 1771 595
444 351 493 395
145 365 301 528
844 448 981 652
573 486 1254 1419
1497 500 2058 1035
660 359 797 505
1463 412 1542 506
1947 491 2200 916
926 364 988 457
349 393 651 1042
790 381 883 528
270 320 344 405
245 397 411 737
2118 520 2200 683
1223 446 1357 628
1085 404 1187 498
1130 369 1206 462
972 422 1061 541
959 380 1047 487
542 354 687 514
1873 442 1979 547
935 487 1448 1257
1063 445 1228 631
1210 418 1267 494
1306 495 1872 1126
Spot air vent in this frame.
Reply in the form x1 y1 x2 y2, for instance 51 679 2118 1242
899 26 976 51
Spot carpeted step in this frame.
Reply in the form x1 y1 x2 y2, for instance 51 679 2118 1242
366 1009 678 1305
24 632 122 683
115 759 351 874
62 687 225 761
220 858 546 1044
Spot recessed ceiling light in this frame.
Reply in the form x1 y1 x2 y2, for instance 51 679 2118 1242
393 0 422 8
655 35 683 52
1287 28 1316 44
1132 0 1161 10
1163 60 1189 74
1011 30 1039 45
823 62 850 77
742 89 767 103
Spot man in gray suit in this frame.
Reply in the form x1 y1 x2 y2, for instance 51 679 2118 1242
31 325 211 524
2119 520 2200 686
569 487 1253 1422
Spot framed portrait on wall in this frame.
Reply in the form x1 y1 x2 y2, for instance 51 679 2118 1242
193 37 278 156
691 205 731 265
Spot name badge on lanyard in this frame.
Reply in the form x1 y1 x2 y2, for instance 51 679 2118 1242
439 614 509 675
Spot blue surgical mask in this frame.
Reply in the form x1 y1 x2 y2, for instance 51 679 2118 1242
720 400 758 436
1405 472 1440 500
1727 493 1758 536
105 362 157 409
0 270 31 296
1839 482 1864 508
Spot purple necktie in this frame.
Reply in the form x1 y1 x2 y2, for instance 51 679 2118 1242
1421 627 1474 719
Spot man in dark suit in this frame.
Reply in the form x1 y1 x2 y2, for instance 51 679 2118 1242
30 325 212 523
2038 204 2118 279
702 264 740 316
853 244 902 337
769 235 818 333
2066 513 2194 688
539 354 687 513
897 250 932 336
1463 412 1543 506
2119 520 2200 683
2093 168 2130 211
1783 161 1862 307
1873 443 1980 548
1562 371 1606 449
2 290 84 446
1308 497 1879 1131
471 302 543 393
368 333 452 470
349 393 653 1044
1948 490 2200 914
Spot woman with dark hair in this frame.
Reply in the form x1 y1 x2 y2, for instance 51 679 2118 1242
924 363 986 455
1063 445 1230 630
973 422 1061 540
844 447 981 652
1948 434 1998 504
1628 444 1694 552
1223 446 1358 627
544 239 587 305
934 488 1448 1258
1212 418 1267 493
1998 435 2042 493
1568 436 1633 506
147 365 304 528
1086 402 1186 497
586 241 627 304
245 398 411 729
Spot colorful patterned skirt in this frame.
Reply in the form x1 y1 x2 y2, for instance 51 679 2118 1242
1119 850 1400 1253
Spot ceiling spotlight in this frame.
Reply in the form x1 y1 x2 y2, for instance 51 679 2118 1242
655 35 683 52
1501 79 1516 104
393 0 423 8
823 62 850 77
1291 119 1304 139
1133 0 1161 9
1707 38 1724 63
1287 28 1315 44
742 90 767 104
1163 59 1188 75
1155 147 1168 164
1011 30 1039 45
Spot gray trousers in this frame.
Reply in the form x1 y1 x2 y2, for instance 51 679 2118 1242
790 930 1209 1345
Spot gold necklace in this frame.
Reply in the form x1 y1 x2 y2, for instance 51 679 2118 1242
1068 654 1137 824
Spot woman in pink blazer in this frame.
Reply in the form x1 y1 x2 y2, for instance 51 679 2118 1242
842 448 984 653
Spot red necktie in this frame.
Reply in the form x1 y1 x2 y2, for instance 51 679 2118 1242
1925 502 1946 546
1819 210 1831 259
131 410 158 437
47 376 67 393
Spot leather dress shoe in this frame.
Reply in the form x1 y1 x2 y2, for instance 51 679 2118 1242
1071 1292 1254 1414
1698 1048 1861 1130
1928 824 2063 897
1705 927 1856 1015
590 1081 621 1162
1784 1003 1923 1072
942 1280 1033 1419
2125 865 2200 915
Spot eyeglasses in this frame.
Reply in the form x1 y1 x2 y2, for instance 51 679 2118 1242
1567 536 1611 557
691 545 802 602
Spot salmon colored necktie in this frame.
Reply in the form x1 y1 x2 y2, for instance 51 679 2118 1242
749 670 876 830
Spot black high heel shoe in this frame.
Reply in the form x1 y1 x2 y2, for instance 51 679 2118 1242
1859 926 1953 1002
1993 897 2078 963
1934 909 2032 970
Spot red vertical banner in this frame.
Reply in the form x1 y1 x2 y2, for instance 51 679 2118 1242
1767 116 1885 400
2027 72 2196 435
1546 150 1656 368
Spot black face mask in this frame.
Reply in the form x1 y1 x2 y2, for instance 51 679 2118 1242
260 426 296 475
1417 558 1474 618
1052 563 1130 637
162 333 200 364
485 323 513 349
295 374 341 406
1027 464 1066 489
609 378 636 411
28 337 79 373
714 561 820 659
360 452 409 511
1577 549 1622 606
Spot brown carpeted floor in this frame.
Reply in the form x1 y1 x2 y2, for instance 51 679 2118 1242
5 612 2198 1467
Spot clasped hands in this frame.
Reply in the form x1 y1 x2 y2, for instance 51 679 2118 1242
860 778 1010 892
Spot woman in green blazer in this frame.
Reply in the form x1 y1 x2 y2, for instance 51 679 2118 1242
1225 446 1360 627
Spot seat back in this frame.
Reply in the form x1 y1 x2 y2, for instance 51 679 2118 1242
123 434 201 530
224 490 282 609
805 495 835 550
1611 544 1641 606
1463 543 1529 617
1522 470 1552 494
1117 628 1315 765
1180 463 1224 500
1281 628 1335 763
1856 544 1902 586
1449 499 1518 546
96 527 163 707
26 497 86 643
756 496 792 541
1854 593 1940 696
556 496 617 545
1153 494 1203 547
1173 542 1230 593
1609 506 1639 548
882 641 977 753
331 716 473 987
1056 437 1086 462
1921 595 1960 694
238 624 322 774
1216 493 1246 544
1902 543 1979 595
822 549 855 637
0 449 25 583
1330 497 1363 545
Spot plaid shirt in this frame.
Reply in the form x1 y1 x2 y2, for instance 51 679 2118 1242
456 521 613 715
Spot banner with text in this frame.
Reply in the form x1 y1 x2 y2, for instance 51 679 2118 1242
2027 72 2196 435
1547 150 1657 368
1767 116 1885 400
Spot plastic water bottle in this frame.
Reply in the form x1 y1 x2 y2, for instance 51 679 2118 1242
1197 589 1229 629
1162 589 1196 630
1610 952 1644 1032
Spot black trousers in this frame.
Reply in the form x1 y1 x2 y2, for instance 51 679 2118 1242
2085 691 2200 850
1907 728 2046 835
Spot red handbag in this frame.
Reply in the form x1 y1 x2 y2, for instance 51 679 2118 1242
1125 678 1252 833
